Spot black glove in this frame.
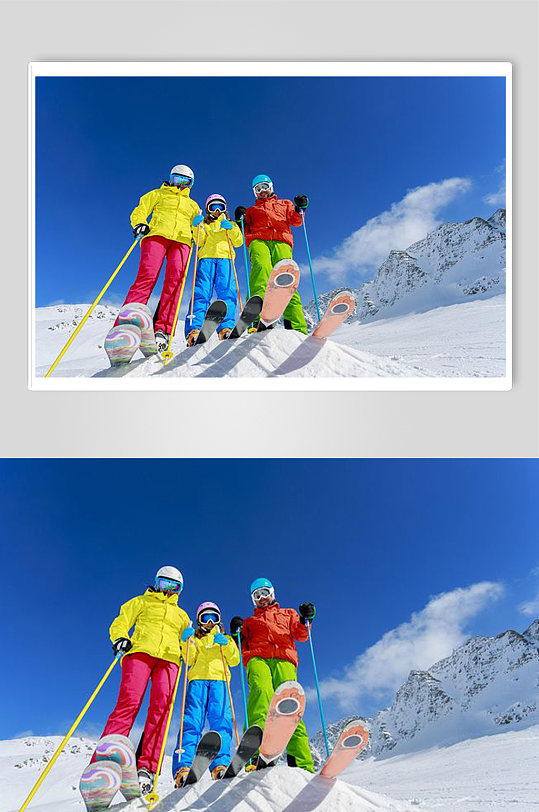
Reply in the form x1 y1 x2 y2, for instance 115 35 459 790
294 194 309 213
234 206 247 224
298 603 316 625
112 637 132 656
230 616 243 638
133 223 150 238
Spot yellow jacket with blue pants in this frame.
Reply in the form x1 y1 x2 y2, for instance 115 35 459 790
172 625 240 776
185 214 243 338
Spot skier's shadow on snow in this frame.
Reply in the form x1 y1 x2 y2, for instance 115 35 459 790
152 778 229 811
279 775 336 812
195 333 270 377
269 337 325 376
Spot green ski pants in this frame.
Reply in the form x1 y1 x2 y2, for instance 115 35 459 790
246 656 314 772
248 240 308 334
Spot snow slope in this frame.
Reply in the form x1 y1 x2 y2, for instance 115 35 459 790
35 296 505 381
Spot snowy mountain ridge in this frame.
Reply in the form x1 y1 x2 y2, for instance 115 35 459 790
310 617 539 766
305 209 506 327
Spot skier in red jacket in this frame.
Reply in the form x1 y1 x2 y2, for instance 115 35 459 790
235 175 309 333
230 577 315 771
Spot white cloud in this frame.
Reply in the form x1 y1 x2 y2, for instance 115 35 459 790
518 566 539 616
315 581 503 709
483 163 506 207
313 177 472 282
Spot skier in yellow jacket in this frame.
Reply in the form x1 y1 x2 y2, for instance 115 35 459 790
172 601 239 785
94 566 191 794
185 194 243 345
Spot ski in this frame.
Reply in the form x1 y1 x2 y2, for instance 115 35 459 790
117 302 158 357
104 323 141 366
182 730 222 785
94 734 141 801
79 759 122 812
259 259 301 329
319 720 369 779
228 296 263 339
311 291 355 340
194 300 228 345
222 725 263 779
257 681 306 769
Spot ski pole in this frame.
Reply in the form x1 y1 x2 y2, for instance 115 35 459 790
239 216 251 299
220 645 240 746
225 230 243 312
174 638 191 768
306 621 330 758
160 243 194 364
301 211 321 322
17 655 121 812
187 223 202 327
44 238 141 377
146 645 187 810
236 633 249 729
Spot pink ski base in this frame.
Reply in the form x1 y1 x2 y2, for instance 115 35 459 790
319 720 369 778
312 291 355 339
259 680 306 763
259 259 301 327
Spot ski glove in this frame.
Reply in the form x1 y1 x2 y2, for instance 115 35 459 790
234 206 247 223
181 627 195 642
220 220 234 230
299 602 316 625
294 195 309 213
133 223 150 238
112 637 132 656
214 633 229 646
230 616 243 638
193 214 204 227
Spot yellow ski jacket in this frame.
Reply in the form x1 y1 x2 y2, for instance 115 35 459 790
109 589 191 666
130 184 201 246
181 626 240 681
197 214 243 259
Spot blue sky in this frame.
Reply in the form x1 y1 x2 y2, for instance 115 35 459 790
2 459 537 742
35 75 506 312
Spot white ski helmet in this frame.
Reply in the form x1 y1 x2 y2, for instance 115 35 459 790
155 565 184 593
170 164 194 187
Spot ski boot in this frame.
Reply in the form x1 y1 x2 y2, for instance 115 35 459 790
186 329 200 347
174 766 190 788
154 330 170 354
218 328 232 341
247 326 258 334
137 767 155 795
211 765 227 780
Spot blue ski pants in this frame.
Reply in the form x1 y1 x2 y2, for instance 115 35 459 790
184 257 237 337
172 679 234 776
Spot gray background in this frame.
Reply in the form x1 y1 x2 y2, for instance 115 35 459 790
2 0 537 457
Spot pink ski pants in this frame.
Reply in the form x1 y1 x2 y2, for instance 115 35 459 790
97 652 179 773
123 235 191 334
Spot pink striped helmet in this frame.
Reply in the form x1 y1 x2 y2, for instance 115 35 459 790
205 194 227 214
196 601 221 626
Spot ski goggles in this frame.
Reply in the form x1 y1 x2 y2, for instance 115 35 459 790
170 173 193 187
199 611 220 624
207 201 226 213
155 576 183 594
252 586 275 604
253 181 273 196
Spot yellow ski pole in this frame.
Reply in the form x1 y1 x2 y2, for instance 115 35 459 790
160 244 194 365
146 639 190 809
187 224 202 328
44 238 140 378
17 656 121 812
226 230 243 312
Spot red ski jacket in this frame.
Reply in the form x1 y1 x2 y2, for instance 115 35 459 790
240 602 309 668
243 195 303 248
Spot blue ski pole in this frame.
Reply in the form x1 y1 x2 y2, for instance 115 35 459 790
301 211 321 322
240 216 251 299
307 620 330 758
237 633 249 729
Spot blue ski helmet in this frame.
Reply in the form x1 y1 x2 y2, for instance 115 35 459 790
252 174 274 198
250 576 273 593
250 577 275 606
252 174 272 188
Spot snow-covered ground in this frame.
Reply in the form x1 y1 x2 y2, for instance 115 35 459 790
34 295 506 382
5 726 538 812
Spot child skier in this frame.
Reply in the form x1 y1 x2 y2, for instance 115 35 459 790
235 175 309 334
123 165 201 352
173 601 239 785
230 578 315 772
94 566 191 794
185 194 244 345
